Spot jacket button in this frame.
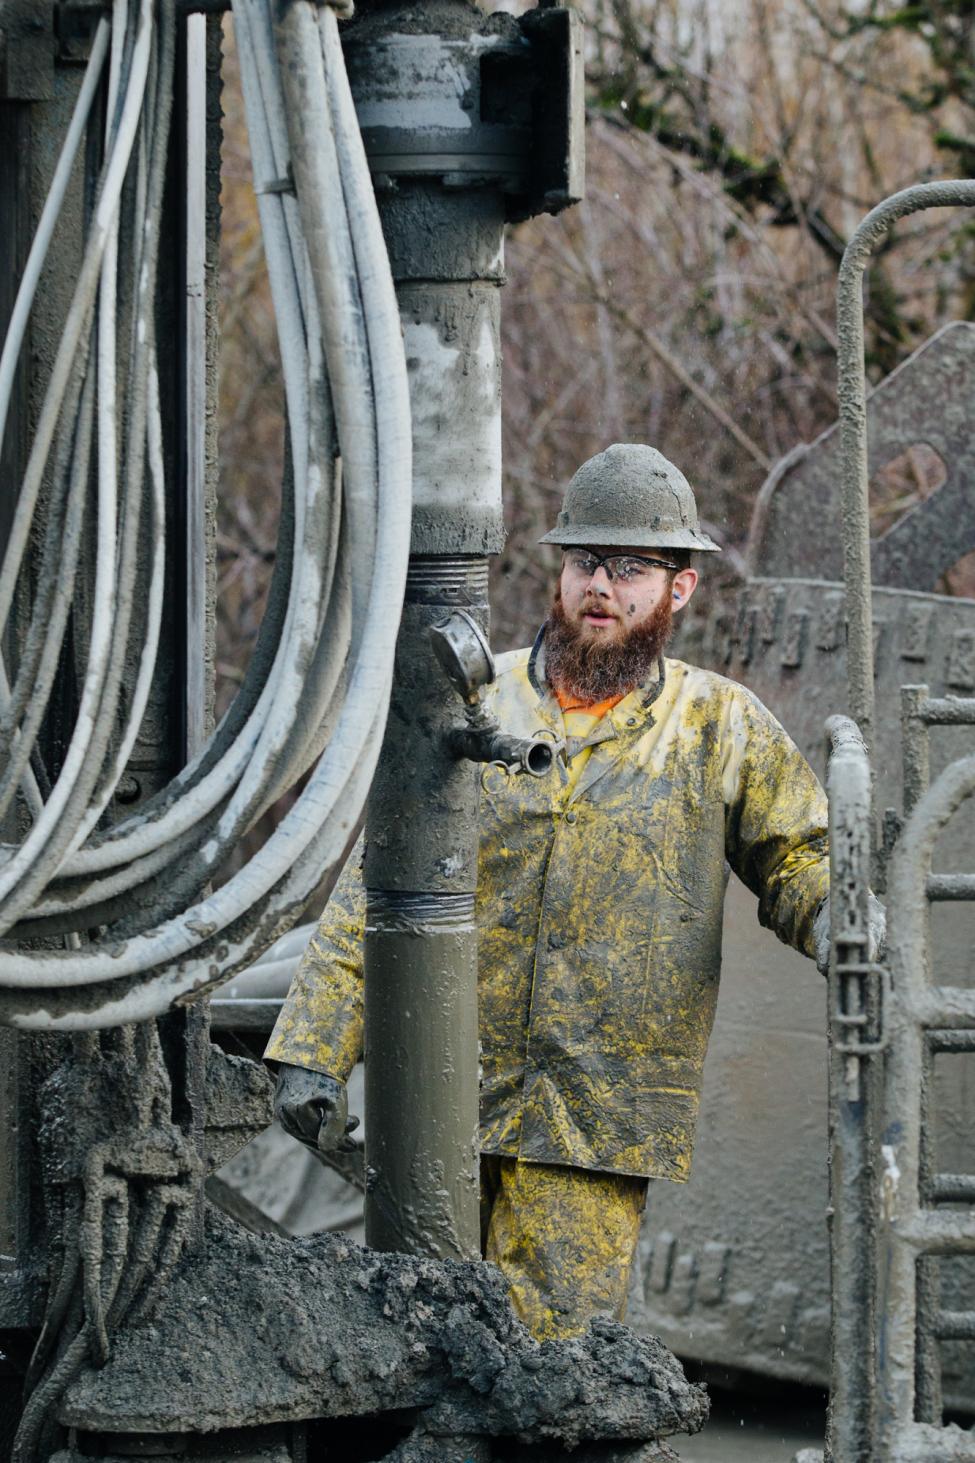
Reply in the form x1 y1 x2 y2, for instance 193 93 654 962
548 931 565 949
564 810 577 824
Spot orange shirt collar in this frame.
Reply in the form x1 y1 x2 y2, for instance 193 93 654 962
554 689 626 718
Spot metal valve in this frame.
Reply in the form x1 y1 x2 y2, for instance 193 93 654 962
429 611 559 780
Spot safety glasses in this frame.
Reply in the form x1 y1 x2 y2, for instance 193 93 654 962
562 549 679 583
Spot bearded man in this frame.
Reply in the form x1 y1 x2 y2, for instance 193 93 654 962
266 444 853 1342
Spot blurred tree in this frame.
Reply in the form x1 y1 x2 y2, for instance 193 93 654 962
494 0 975 648
215 0 975 780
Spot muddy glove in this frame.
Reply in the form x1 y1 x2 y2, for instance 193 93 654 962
813 893 887 976
273 1062 360 1156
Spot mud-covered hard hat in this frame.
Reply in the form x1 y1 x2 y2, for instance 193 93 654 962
539 444 720 552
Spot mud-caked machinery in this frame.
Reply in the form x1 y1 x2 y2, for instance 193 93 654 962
2 0 975 1459
0 1 715 1460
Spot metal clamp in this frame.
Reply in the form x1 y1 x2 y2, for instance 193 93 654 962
832 961 890 1055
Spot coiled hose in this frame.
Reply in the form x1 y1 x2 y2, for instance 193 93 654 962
0 0 412 1029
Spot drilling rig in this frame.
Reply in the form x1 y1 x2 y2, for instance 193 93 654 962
0 1 712 1460
3 1 975 1460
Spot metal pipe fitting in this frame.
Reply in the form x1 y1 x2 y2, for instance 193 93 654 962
430 610 558 777
449 712 556 780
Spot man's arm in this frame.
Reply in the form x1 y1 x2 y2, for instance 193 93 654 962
264 839 366 1081
721 687 830 959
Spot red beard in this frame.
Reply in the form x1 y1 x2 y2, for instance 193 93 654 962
544 589 674 702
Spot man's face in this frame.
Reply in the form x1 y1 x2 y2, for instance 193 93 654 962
558 545 698 644
544 546 699 703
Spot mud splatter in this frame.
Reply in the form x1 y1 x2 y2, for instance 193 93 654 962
60 1207 708 1454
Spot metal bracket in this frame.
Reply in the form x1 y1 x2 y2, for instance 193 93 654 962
833 961 890 1055
511 3 586 222
875 806 904 895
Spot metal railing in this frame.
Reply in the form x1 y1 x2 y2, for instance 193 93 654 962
824 696 975 1461
820 177 975 1462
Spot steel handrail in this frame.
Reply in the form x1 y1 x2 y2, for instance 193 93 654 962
837 179 975 760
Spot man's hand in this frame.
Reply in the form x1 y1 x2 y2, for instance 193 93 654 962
272 1062 360 1156
814 893 887 976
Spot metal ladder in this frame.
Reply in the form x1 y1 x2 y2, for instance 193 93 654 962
875 689 975 1461
824 692 975 1461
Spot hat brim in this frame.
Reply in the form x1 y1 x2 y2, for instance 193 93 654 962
538 525 721 552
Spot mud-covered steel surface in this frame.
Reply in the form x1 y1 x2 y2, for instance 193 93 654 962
342 27 529 186
365 598 488 894
269 647 829 1180
203 1044 273 1173
345 0 522 45
343 0 542 1264
364 894 480 1258
398 282 504 556
378 186 507 283
342 4 510 559
746 313 975 779
362 580 489 1258
748 323 975 589
343 0 584 228
58 1207 709 1450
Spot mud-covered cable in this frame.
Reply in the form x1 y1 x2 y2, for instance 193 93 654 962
0 0 411 1027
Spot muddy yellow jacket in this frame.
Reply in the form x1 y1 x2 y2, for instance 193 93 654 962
266 645 830 1182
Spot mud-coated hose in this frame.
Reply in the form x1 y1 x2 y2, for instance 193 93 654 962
0 0 412 1027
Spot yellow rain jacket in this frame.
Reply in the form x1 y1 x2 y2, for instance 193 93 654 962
266 643 830 1183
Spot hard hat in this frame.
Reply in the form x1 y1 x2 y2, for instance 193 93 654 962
539 444 721 552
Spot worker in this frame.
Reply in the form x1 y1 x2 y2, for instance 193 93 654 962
265 443 884 1341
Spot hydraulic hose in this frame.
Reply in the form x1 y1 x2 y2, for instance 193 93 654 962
0 0 412 1028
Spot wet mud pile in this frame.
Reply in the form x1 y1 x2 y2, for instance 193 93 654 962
60 1208 707 1459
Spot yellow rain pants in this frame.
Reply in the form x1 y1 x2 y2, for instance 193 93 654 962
480 1156 647 1341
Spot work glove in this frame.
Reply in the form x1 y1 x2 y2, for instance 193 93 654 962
272 1062 360 1156
813 893 887 977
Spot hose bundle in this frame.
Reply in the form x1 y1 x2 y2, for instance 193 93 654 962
0 0 411 1029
